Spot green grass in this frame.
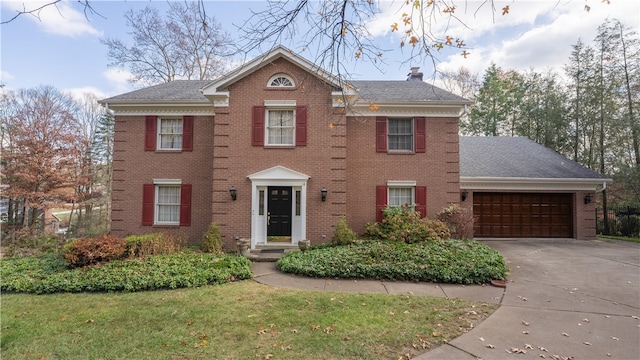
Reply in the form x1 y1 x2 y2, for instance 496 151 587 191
597 235 640 243
277 239 508 284
1 281 498 360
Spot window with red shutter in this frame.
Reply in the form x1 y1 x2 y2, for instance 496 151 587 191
144 116 157 151
182 116 193 151
414 117 426 153
376 117 387 152
376 185 388 223
252 106 265 146
295 105 307 146
142 184 155 225
179 184 192 226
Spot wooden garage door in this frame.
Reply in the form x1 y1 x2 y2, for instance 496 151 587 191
473 193 573 238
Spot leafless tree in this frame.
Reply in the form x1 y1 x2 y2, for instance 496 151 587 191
101 2 231 85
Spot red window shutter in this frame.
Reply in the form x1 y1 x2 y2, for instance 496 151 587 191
144 116 157 151
179 184 192 226
415 186 427 218
252 106 265 146
376 185 388 223
376 117 387 153
414 117 426 153
295 105 307 146
182 116 194 151
142 184 154 225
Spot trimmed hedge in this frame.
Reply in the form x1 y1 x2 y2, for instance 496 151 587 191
277 240 508 284
0 253 252 294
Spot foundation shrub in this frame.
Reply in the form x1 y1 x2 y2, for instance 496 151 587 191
201 223 223 253
64 234 126 268
125 233 185 258
364 205 451 243
436 204 475 239
331 216 357 246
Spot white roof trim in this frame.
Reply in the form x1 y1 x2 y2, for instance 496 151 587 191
201 45 343 97
460 177 612 191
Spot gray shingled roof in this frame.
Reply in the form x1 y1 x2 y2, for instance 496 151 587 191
351 80 470 103
100 80 212 103
460 136 608 179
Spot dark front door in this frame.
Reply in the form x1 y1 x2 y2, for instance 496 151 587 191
267 186 292 237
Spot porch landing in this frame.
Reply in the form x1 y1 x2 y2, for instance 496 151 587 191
246 244 299 262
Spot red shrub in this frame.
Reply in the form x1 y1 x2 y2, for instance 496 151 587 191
64 234 127 268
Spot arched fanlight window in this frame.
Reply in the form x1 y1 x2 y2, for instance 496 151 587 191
268 75 294 88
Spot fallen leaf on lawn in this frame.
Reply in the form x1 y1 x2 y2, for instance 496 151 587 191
478 337 485 342
511 347 527 354
583 318 590 323
523 331 530 335
311 324 320 331
342 335 351 341
562 332 570 337
486 344 495 349
60 316 67 321
538 346 548 352
291 329 298 333
432 331 439 337
525 344 534 349
269 323 276 328
404 310 410 314
522 320 530 326
611 336 619 340
282 345 292 350
606 353 611 357
389 311 395 316
632 316 640 320
85 319 94 323
583 341 591 345
257 327 267 335
323 326 334 334
265 354 273 359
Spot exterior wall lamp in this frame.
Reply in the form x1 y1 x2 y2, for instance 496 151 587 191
584 193 593 204
230 186 237 201
461 190 469 202
321 187 328 202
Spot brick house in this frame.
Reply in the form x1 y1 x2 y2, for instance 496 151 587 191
99 46 609 248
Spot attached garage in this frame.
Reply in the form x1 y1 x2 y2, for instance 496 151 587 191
473 192 572 238
460 137 611 240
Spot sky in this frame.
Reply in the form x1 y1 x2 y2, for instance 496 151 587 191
1 0 639 101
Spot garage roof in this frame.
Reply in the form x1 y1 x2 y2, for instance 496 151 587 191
460 136 608 180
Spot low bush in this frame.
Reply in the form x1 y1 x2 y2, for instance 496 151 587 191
0 252 252 294
64 235 127 268
277 239 508 284
125 233 185 258
2 232 68 258
436 204 475 239
331 216 357 246
364 205 451 243
201 223 223 253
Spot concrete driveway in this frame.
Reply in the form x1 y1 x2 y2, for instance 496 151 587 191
418 239 640 360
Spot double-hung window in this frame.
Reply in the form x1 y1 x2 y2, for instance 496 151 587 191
388 118 414 151
156 185 180 224
158 118 183 150
266 109 295 145
376 116 426 153
388 187 414 207
142 180 192 226
144 116 193 151
376 182 427 222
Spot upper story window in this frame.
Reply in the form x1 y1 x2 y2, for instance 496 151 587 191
158 118 183 150
388 118 413 151
144 115 193 152
267 109 295 145
267 74 295 88
252 103 307 147
376 116 426 154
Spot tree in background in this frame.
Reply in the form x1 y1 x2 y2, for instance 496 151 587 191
0 86 83 232
101 2 231 85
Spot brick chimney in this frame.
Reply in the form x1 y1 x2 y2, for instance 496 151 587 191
406 67 423 81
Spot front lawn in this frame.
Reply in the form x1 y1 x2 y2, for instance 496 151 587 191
0 252 252 294
277 239 508 284
1 281 498 359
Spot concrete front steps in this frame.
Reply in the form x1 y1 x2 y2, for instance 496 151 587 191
246 244 299 262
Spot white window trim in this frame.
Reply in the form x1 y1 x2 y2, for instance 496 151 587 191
153 179 182 225
387 118 414 152
267 74 295 88
264 103 296 146
387 181 416 208
157 117 183 151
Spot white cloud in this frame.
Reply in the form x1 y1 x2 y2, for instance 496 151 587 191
102 68 135 96
0 70 15 84
2 0 102 37
64 86 108 103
